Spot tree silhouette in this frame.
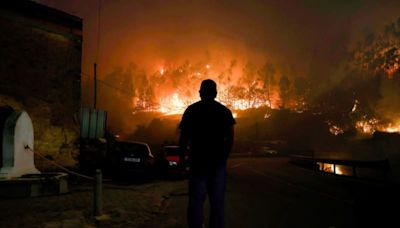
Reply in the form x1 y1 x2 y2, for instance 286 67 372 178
258 61 276 107
279 75 291 108
351 16 400 78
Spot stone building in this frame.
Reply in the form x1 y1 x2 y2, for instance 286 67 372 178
0 1 82 169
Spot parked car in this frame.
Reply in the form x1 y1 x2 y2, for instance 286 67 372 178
260 146 278 156
161 145 189 175
111 140 155 179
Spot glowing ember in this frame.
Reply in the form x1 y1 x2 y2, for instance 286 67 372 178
329 125 344 136
355 118 379 134
351 99 359 113
326 121 344 136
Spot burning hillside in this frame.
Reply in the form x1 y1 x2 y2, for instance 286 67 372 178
99 48 400 139
142 61 283 115
82 1 400 141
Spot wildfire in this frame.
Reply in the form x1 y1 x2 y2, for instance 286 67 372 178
348 98 400 135
385 62 399 78
231 99 261 110
382 125 400 133
130 60 399 135
355 118 379 134
159 93 190 115
355 118 400 135
158 92 256 116
325 118 400 136
153 63 277 115
377 121 400 133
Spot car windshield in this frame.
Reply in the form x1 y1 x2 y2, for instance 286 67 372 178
164 147 180 156
116 142 149 156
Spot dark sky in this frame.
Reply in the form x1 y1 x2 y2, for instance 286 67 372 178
35 0 400 100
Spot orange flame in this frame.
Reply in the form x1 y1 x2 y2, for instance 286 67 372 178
159 93 192 115
318 163 343 175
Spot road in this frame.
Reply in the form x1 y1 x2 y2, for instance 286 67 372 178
146 156 400 228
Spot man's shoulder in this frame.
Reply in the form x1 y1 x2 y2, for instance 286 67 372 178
214 101 233 113
189 100 202 107
213 101 236 124
185 101 202 111
186 100 233 114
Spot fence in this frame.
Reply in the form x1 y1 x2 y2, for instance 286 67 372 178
80 108 107 139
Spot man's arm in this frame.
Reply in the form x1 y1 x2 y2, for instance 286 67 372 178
178 128 189 163
224 125 234 158
178 110 190 167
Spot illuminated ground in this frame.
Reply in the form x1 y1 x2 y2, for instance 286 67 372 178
145 157 400 228
1 156 399 228
0 179 184 228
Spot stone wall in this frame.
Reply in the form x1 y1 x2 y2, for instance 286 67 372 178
0 4 82 170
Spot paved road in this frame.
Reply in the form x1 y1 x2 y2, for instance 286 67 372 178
148 156 400 228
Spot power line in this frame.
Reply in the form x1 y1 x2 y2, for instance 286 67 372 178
97 79 134 97
94 0 102 109
80 72 134 97
81 72 92 78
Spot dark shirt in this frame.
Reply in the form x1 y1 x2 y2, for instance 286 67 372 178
179 99 236 171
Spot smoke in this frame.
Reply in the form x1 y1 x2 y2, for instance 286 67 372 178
34 0 400 136
377 79 400 122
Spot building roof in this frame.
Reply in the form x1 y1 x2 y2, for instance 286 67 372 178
0 0 82 31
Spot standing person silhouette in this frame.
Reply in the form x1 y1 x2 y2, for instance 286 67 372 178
179 79 236 228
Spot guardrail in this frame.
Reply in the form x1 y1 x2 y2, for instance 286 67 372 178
289 155 390 181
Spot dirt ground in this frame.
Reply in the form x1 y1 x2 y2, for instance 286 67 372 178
0 178 187 228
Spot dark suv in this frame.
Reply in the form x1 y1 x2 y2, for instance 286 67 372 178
111 140 155 178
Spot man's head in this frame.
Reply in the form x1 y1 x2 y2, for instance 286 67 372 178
199 79 217 100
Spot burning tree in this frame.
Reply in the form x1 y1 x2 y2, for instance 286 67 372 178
97 16 400 139
352 17 400 78
292 76 311 112
342 16 400 135
258 61 276 108
278 75 291 108
293 17 400 137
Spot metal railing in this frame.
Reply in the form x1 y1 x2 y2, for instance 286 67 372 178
289 155 390 181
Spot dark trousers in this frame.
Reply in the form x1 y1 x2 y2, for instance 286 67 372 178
187 165 227 228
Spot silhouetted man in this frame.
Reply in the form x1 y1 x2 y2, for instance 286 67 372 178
179 79 235 228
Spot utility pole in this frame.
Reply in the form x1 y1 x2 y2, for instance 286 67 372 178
94 62 97 109
94 0 101 109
